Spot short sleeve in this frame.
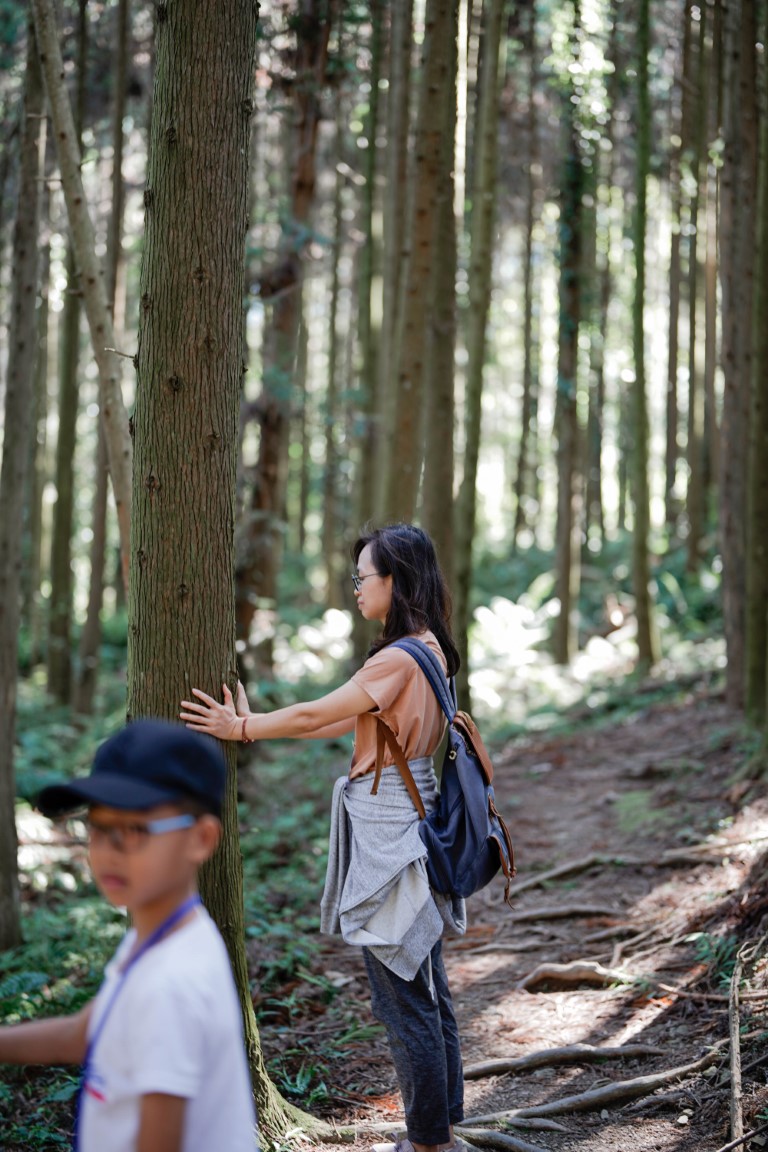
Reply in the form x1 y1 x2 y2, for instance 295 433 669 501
352 645 419 713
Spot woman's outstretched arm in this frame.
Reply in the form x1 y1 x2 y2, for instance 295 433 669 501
180 678 375 743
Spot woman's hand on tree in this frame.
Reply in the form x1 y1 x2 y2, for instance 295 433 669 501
180 684 243 742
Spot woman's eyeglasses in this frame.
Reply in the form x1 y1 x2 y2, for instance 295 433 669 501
351 571 382 592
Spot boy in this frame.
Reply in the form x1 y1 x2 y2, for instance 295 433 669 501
0 719 259 1152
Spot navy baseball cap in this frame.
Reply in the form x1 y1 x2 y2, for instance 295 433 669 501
37 719 226 818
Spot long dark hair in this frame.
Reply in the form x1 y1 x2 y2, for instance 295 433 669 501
352 523 461 677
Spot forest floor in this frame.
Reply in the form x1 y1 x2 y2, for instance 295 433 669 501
265 681 768 1152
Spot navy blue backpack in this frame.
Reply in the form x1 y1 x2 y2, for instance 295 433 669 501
371 637 515 906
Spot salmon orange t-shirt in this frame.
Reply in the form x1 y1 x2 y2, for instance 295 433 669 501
349 631 447 780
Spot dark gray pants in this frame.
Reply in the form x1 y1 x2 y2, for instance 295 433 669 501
363 940 464 1146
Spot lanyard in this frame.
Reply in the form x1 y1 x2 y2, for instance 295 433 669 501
73 894 202 1151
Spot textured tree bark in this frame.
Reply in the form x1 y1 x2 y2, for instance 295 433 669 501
685 1 707 572
129 0 306 1135
745 3 768 726
47 0 87 704
631 0 658 671
74 0 130 715
235 0 332 675
31 0 132 591
453 0 504 703
384 0 453 521
552 81 584 666
421 0 458 586
0 18 45 952
719 0 758 709
375 0 412 521
355 0 383 530
512 0 541 551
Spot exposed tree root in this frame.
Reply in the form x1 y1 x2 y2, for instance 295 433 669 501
509 839 759 898
517 959 632 990
464 1042 726 1122
454 1126 549 1152
463 1042 662 1079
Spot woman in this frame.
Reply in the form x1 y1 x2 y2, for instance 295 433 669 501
180 524 467 1152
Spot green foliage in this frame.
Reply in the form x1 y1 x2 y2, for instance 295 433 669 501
689 931 739 990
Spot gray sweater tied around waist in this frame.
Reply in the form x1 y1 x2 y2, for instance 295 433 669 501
320 758 467 981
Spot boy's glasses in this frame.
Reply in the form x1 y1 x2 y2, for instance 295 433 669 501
351 571 382 592
82 813 196 854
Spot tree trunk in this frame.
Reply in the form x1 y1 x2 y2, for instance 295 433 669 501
552 34 584 667
128 0 304 1135
355 0 383 529
73 0 130 715
235 0 332 676
512 0 541 550
685 0 706 571
21 186 50 665
375 0 413 521
665 6 689 533
746 5 768 725
384 0 454 521
322 104 344 606
0 16 45 952
31 0 132 591
719 0 758 709
454 0 504 704
631 0 658 670
421 0 459 586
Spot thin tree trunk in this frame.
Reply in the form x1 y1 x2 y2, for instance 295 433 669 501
665 7 689 533
31 0 132 590
632 0 658 670
322 105 344 606
73 0 130 715
421 0 458 585
235 0 332 675
355 0 383 528
719 0 757 708
375 0 413 521
453 0 504 704
512 0 540 549
746 5 768 725
552 15 584 667
21 187 50 664
0 16 45 952
685 0 706 571
384 0 454 521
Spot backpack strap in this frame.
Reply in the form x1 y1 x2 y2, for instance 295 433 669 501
370 717 427 819
391 637 457 721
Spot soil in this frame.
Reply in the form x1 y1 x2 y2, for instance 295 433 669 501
274 685 768 1152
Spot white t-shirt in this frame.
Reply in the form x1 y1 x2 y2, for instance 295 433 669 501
79 909 258 1152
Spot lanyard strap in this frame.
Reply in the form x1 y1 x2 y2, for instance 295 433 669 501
73 894 202 1150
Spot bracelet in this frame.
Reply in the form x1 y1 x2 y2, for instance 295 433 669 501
241 716 254 744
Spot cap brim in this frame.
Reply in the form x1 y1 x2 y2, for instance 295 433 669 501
37 774 179 817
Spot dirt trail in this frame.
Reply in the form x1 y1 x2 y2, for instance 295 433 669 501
301 687 768 1152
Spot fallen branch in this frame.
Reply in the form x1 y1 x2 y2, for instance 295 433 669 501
517 960 632 991
465 1043 726 1123
463 1043 662 1080
729 957 744 1143
712 1119 768 1152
